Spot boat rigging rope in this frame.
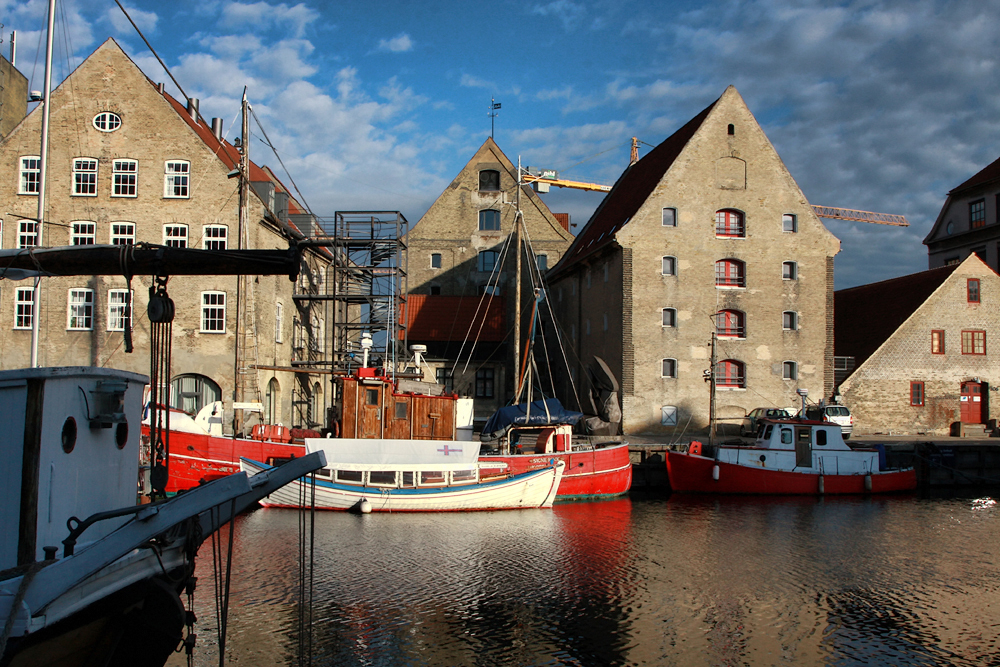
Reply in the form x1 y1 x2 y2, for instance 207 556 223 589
297 473 317 666
210 500 237 666
148 275 174 499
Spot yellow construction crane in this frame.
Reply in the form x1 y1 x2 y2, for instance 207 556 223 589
811 206 908 226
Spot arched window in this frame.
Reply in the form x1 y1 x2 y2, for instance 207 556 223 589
716 359 745 388
662 308 677 327
265 378 280 424
171 374 222 416
661 359 677 378
782 361 798 380
715 259 745 287
716 209 745 237
717 309 745 338
479 169 500 191
782 261 798 280
479 209 501 231
311 382 323 427
661 256 677 276
783 311 798 331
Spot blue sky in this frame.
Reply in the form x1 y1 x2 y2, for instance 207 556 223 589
5 0 1000 288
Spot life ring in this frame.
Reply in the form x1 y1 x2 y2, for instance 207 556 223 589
332 420 341 438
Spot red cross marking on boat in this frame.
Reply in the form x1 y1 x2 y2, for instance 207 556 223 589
438 445 462 456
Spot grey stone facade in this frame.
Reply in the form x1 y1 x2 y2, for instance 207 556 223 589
0 39 328 432
925 155 1000 275
548 86 840 436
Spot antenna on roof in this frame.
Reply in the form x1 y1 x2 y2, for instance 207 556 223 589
489 98 501 139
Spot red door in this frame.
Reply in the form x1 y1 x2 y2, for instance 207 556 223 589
960 382 984 424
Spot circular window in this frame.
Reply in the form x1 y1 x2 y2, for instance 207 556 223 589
93 112 122 132
62 417 77 453
946 221 955 235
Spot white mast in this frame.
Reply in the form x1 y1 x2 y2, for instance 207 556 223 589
30 0 56 367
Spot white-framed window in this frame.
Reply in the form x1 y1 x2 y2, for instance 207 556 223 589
67 289 94 330
164 160 190 198
430 253 442 269
661 405 678 425
19 156 40 195
661 359 677 378
71 221 96 245
17 220 37 248
782 361 798 380
275 302 284 343
662 207 676 227
15 287 34 329
662 308 677 327
112 159 137 197
107 289 132 332
93 112 122 132
164 224 188 248
782 261 798 280
202 225 228 250
110 222 135 245
661 256 677 276
782 214 797 233
783 311 798 331
201 292 226 333
72 158 98 196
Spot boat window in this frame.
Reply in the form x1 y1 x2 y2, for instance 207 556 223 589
395 401 407 419
452 469 477 484
420 471 447 486
366 389 379 405
336 470 364 484
780 428 793 445
762 424 773 440
401 471 415 487
369 470 397 486
816 430 828 446
315 468 332 479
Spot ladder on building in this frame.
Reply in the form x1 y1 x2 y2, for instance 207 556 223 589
235 272 263 419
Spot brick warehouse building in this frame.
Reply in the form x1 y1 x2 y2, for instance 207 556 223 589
835 255 999 436
405 138 574 423
546 86 841 436
0 39 330 431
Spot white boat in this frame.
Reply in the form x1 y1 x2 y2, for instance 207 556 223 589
241 438 565 512
0 366 325 666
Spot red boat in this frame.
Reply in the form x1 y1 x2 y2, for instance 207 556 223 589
665 418 916 495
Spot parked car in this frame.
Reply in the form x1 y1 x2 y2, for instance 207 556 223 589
740 408 791 437
805 405 853 439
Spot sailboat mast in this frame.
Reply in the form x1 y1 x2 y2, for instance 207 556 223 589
233 90 250 433
30 0 56 368
709 329 717 447
513 157 523 399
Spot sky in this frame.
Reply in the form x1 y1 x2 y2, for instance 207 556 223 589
4 0 1000 289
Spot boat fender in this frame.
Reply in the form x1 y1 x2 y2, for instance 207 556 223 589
359 498 372 514
818 475 825 495
864 473 872 493
711 464 720 481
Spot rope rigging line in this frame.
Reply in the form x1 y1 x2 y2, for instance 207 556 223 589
250 106 314 216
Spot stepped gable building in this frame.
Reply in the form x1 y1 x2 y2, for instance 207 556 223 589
546 86 841 436
405 137 574 422
0 38 330 431
925 155 1000 274
834 255 999 436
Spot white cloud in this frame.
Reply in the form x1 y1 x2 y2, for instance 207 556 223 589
106 4 158 35
220 2 319 38
377 32 413 53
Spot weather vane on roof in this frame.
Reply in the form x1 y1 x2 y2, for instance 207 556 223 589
489 97 501 139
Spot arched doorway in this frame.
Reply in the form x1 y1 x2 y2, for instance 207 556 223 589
265 378 280 425
311 382 323 428
171 374 222 416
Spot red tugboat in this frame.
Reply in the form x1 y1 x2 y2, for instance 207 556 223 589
665 418 916 495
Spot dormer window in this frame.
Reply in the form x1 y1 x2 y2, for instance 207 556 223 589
479 170 500 191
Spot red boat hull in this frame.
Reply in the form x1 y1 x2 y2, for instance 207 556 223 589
665 451 916 495
146 426 305 493
480 443 632 500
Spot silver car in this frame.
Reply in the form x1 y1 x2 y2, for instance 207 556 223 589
806 405 853 439
740 407 791 437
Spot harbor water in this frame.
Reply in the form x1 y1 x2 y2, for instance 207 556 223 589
171 493 1000 666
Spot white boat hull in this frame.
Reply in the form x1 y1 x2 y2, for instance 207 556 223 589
241 458 564 512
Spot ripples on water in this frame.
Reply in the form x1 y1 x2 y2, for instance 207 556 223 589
170 494 1000 666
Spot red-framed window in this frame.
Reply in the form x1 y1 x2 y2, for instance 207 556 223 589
970 200 986 229
716 359 745 388
961 330 986 355
716 309 745 338
715 259 745 287
910 381 924 406
931 330 945 354
968 278 980 303
715 209 745 237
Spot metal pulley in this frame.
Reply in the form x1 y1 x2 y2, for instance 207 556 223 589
147 276 175 323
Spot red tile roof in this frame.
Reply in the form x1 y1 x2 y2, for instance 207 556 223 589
550 98 717 276
404 295 505 342
834 264 959 365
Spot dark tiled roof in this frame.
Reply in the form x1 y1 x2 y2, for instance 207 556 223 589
405 294 505 342
951 154 1000 194
550 98 717 276
834 264 959 365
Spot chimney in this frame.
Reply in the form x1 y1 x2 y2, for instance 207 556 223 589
211 118 223 141
157 82 164 94
187 98 199 120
